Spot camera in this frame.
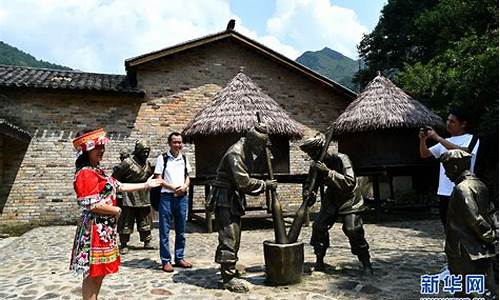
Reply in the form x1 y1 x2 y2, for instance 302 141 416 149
420 125 432 133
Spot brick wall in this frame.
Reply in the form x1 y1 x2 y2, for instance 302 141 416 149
0 90 143 224
0 38 350 224
131 38 349 214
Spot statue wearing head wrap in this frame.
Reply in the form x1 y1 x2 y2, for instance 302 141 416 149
112 140 154 253
440 149 498 298
300 133 372 274
207 123 277 293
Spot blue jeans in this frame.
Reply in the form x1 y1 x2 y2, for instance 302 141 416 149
159 193 188 264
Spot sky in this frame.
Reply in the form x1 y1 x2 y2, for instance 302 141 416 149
0 0 387 74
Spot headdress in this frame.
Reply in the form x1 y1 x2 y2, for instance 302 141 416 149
72 128 109 154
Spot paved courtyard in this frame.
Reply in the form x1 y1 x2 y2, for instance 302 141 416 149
0 219 449 299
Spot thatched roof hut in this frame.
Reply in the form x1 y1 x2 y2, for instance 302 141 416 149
331 74 444 171
183 72 304 139
332 74 443 136
183 72 304 176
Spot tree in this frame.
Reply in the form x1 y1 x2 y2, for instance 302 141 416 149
354 0 437 85
356 0 499 200
356 0 498 131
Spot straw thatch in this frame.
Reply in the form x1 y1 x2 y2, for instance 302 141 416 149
182 72 304 139
331 74 443 135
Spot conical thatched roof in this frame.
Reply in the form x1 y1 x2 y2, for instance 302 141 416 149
182 72 304 139
331 74 443 135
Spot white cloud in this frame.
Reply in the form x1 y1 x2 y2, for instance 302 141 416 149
0 0 365 73
266 0 367 59
0 0 236 73
236 25 301 60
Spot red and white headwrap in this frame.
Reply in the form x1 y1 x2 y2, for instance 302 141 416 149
72 128 110 155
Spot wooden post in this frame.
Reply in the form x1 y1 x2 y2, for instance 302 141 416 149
188 181 194 222
258 112 287 244
372 175 381 222
204 184 212 233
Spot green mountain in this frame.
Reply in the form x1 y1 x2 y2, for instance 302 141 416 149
0 41 71 70
296 47 362 91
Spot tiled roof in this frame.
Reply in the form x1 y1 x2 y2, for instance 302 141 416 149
0 118 31 141
0 64 143 95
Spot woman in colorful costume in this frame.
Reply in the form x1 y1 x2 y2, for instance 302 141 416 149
69 128 161 300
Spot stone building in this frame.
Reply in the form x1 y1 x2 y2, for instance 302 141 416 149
0 27 355 225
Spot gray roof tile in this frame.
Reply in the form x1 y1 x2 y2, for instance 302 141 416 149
0 64 143 95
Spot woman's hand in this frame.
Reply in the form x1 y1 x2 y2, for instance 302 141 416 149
114 207 122 217
145 177 163 189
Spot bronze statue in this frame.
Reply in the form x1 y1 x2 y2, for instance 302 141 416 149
119 149 130 162
114 149 130 207
300 134 373 275
440 149 498 298
112 140 154 253
207 124 277 293
288 127 335 243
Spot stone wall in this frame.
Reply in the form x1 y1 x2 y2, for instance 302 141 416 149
0 39 351 224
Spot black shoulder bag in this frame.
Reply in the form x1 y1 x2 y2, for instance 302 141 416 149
150 153 188 211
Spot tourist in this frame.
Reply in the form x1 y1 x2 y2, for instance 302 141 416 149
154 132 192 272
419 107 479 229
69 128 161 300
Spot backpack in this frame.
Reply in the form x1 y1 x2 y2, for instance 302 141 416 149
468 135 479 173
150 153 187 211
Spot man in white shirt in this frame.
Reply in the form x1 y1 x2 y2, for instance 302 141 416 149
419 107 479 229
154 132 192 272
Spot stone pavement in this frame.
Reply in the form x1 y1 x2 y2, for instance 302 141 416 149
0 219 449 299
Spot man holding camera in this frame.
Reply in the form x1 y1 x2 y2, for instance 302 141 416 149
419 107 479 229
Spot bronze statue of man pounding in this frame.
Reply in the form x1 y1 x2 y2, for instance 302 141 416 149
300 134 373 275
207 124 277 293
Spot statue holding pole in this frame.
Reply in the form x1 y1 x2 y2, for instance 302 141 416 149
207 123 277 293
299 133 373 274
